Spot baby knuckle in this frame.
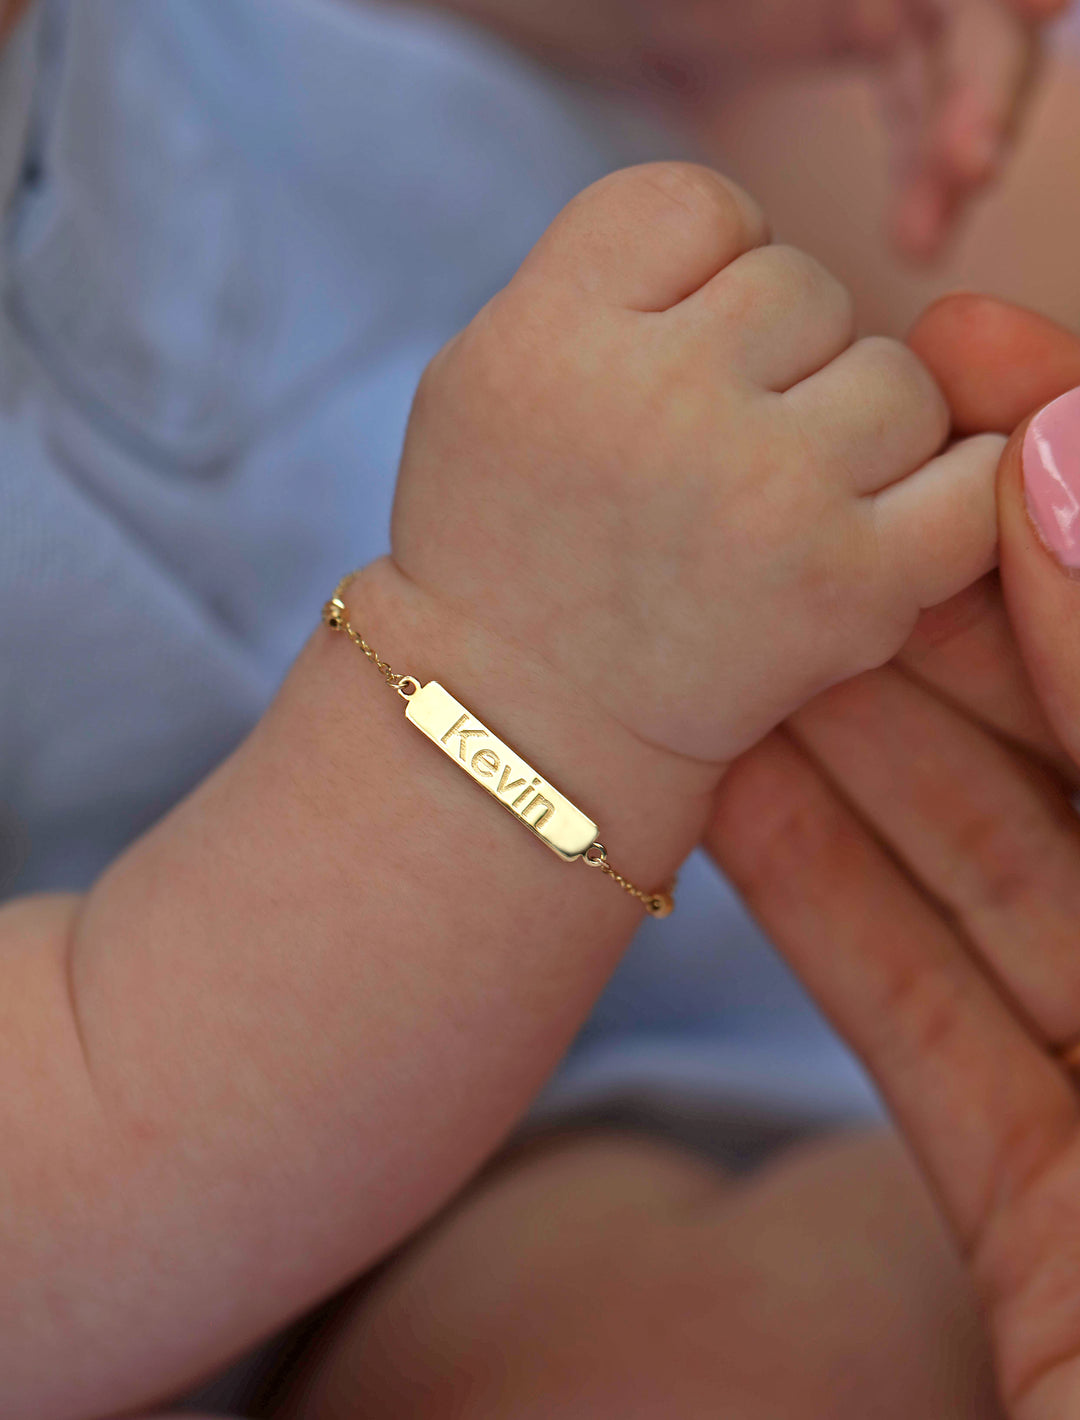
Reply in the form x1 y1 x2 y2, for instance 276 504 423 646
853 334 918 385
471 293 566 395
769 245 852 314
630 162 765 244
415 297 566 438
764 247 856 347
818 267 856 335
855 337 950 441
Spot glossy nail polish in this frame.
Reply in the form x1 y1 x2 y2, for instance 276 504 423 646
1023 387 1080 570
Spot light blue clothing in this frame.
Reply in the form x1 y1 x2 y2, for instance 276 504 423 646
0 0 880 1181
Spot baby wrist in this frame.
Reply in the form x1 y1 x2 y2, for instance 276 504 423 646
328 558 716 918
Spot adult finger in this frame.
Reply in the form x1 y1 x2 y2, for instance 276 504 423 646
897 295 1080 769
897 575 1073 779
792 665 1080 1047
908 295 1080 437
1000 386 1080 771
706 731 1078 1249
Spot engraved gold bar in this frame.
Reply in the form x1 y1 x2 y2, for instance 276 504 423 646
405 681 598 862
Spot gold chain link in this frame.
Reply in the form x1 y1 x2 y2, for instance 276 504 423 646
581 843 674 918
322 575 674 918
323 576 418 697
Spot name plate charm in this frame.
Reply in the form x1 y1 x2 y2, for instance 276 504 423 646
322 579 674 914
405 681 598 862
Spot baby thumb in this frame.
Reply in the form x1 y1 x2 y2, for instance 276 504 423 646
1001 387 1080 769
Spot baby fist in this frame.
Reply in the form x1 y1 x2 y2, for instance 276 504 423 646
393 164 1002 764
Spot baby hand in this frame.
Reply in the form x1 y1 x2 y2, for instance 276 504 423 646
392 164 1002 765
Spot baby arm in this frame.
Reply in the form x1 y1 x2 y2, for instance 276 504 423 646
1 164 1003 1420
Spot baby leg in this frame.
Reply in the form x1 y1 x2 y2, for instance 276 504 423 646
274 1128 1002 1420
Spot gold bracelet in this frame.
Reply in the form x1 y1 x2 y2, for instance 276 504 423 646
323 575 675 918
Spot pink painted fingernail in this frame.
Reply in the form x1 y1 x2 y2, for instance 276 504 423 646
1024 388 1080 569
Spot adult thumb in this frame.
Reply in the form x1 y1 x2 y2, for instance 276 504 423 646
1001 386 1080 768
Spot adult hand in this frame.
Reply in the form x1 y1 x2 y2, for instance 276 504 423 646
707 295 1080 1418
892 296 1080 777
